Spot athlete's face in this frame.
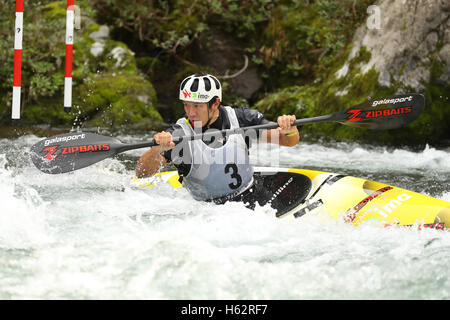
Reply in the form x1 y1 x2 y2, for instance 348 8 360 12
183 99 219 127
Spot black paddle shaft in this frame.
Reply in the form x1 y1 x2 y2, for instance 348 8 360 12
168 93 424 143
30 93 424 174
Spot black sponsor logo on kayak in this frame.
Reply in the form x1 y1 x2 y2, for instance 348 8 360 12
347 106 412 122
42 144 110 160
293 199 323 218
345 186 393 222
270 177 293 202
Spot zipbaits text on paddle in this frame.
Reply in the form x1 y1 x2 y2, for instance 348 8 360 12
43 144 110 159
347 106 412 121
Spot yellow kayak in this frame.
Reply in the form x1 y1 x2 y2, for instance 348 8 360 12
131 167 450 230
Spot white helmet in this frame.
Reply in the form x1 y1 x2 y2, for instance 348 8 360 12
179 73 222 104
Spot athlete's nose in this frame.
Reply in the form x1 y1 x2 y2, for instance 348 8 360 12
185 106 196 118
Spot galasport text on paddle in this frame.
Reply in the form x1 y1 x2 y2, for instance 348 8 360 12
30 93 425 174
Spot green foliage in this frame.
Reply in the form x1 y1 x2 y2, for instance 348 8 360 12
0 1 64 120
257 43 449 146
92 0 211 51
254 86 318 121
0 0 161 127
74 73 160 127
421 57 450 145
90 0 373 91
258 0 376 88
0 0 447 145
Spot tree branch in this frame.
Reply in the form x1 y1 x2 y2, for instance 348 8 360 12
217 55 249 79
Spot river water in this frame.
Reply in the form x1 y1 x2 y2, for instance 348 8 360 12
0 130 449 299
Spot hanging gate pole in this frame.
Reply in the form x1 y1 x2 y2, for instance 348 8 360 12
64 0 75 113
12 0 24 124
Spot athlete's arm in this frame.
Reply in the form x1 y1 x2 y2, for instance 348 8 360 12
235 108 299 147
263 115 300 147
135 131 175 178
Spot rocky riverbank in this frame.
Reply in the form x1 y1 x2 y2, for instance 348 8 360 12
0 0 448 146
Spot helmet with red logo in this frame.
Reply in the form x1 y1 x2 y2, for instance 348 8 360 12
179 72 222 104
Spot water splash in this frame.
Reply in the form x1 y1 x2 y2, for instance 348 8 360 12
0 134 449 299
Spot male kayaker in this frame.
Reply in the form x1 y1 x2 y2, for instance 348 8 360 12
135 72 299 205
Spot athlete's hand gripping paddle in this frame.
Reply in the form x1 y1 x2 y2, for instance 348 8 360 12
30 93 425 174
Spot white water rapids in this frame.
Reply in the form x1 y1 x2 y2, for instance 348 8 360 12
0 133 449 299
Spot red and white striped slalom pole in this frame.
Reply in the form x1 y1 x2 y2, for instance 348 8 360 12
64 0 75 113
12 0 24 124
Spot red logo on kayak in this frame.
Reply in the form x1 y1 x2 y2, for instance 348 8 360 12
42 144 110 158
384 222 445 230
354 186 393 213
344 186 393 222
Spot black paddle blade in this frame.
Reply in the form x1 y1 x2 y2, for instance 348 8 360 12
336 93 425 129
30 133 122 174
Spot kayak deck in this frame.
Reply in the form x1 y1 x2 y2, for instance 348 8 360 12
131 167 450 230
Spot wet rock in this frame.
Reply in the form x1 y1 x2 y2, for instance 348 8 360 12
231 67 263 100
89 25 110 42
338 0 449 91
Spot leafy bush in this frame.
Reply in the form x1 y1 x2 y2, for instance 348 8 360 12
0 0 161 127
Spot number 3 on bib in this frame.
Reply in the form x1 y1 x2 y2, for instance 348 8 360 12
225 163 242 189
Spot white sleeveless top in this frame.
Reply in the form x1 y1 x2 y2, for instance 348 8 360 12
175 106 254 200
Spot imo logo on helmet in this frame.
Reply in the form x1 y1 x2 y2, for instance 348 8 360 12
183 90 210 101
192 93 209 100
